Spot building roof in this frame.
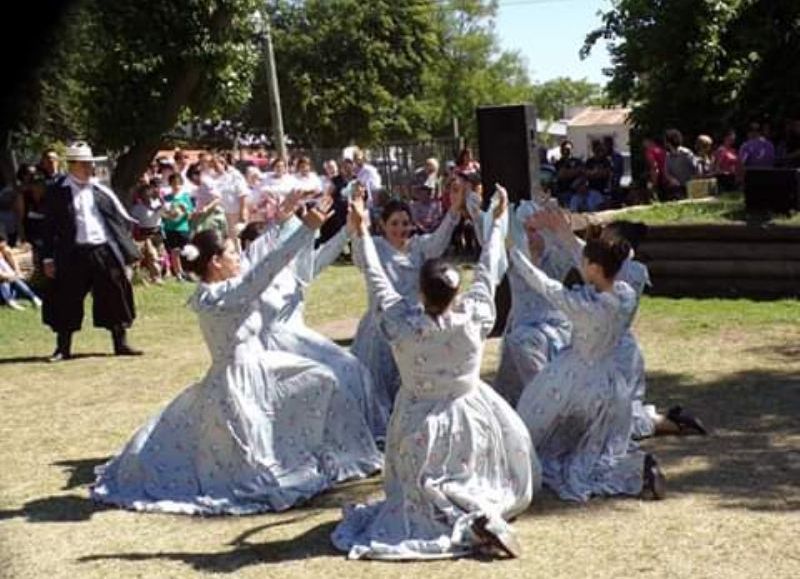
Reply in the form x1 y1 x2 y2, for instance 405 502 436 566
567 107 631 127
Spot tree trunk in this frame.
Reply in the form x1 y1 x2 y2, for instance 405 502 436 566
111 6 231 204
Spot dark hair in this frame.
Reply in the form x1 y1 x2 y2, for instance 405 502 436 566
381 199 412 223
271 157 285 170
456 148 473 167
604 220 648 250
238 221 268 250
184 229 226 277
665 129 683 148
419 258 459 316
186 162 202 180
583 233 631 279
168 172 183 186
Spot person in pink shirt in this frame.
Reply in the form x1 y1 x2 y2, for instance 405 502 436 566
713 129 741 192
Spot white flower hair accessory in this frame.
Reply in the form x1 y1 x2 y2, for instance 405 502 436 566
443 268 460 289
181 244 200 262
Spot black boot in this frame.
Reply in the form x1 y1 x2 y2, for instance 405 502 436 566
49 332 73 363
111 326 143 356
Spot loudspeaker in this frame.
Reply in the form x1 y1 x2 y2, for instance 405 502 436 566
744 168 800 214
476 104 538 336
476 104 539 204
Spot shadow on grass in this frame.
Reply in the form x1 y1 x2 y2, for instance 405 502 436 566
52 457 111 490
79 520 340 572
0 352 114 365
0 495 109 523
643 369 799 512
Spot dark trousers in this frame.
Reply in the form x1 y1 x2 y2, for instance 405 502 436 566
43 243 135 333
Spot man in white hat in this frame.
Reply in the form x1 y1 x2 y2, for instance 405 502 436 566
41 141 143 361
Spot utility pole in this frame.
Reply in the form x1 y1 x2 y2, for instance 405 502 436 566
260 8 287 161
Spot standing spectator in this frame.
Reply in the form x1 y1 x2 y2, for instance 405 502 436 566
341 157 356 183
353 148 382 202
1 165 34 247
130 184 165 285
0 230 41 309
695 135 714 177
663 129 697 200
21 172 48 267
319 159 348 244
583 139 612 209
642 137 667 199
38 148 62 185
292 156 323 197
739 122 776 169
604 136 625 206
410 158 443 234
40 142 142 361
777 119 800 168
456 147 480 174
554 140 583 207
211 154 249 239
162 173 193 281
187 162 227 239
712 129 740 191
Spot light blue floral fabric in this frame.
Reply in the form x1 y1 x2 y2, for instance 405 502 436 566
511 248 645 502
91 226 381 515
350 210 460 419
332 222 537 560
493 200 574 405
241 222 389 440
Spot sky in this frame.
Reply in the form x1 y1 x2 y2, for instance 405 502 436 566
494 0 612 85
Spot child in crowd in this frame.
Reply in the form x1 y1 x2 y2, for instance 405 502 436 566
130 184 165 285
162 173 194 281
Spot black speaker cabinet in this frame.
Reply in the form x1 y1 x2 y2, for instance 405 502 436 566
476 104 538 336
476 104 539 205
744 168 800 214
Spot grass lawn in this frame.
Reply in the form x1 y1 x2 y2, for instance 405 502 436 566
1 264 798 579
608 193 800 225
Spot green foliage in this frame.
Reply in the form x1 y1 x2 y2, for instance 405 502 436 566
583 0 800 139
532 77 607 121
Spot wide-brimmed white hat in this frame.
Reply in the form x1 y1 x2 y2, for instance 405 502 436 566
64 141 107 162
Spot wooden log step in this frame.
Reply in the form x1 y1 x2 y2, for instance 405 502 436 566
639 241 800 261
648 277 800 298
648 260 800 279
644 225 800 242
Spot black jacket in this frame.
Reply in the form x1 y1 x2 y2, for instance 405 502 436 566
41 175 141 266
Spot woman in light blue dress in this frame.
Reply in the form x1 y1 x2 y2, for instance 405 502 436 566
484 198 574 406
350 190 463 419
332 190 537 560
92 205 382 515
510 217 665 502
240 217 389 440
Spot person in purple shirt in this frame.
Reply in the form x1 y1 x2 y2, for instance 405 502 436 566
739 122 775 168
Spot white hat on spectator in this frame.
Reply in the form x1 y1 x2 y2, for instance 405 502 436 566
65 141 108 162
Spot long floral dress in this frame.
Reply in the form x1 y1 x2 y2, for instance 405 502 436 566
332 220 537 560
350 210 460 419
91 225 382 515
493 200 573 406
510 248 645 502
241 222 389 440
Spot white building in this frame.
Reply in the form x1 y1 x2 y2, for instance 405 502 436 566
566 106 631 160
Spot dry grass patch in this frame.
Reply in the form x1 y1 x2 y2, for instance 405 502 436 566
1 267 798 578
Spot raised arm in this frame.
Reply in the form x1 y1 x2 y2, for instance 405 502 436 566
416 207 460 259
509 247 594 323
313 226 348 278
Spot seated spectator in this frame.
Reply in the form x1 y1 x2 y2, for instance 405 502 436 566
0 230 41 310
569 175 605 213
739 122 775 169
554 140 584 207
712 129 740 191
663 129 697 200
695 135 714 177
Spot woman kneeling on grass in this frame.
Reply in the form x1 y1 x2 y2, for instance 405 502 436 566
332 187 538 560
91 196 382 515
510 216 666 503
